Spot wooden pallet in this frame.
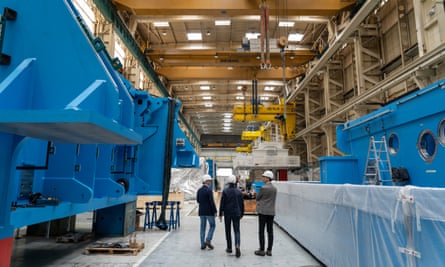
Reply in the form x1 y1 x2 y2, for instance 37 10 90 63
85 242 144 256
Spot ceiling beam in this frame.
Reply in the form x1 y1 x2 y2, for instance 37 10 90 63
156 66 306 80
113 0 357 16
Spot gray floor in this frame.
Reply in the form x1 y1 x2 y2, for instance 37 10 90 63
11 202 323 267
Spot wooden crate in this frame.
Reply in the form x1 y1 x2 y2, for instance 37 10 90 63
136 192 184 209
244 199 257 214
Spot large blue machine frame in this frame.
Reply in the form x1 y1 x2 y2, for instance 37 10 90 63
0 0 198 241
276 78 445 267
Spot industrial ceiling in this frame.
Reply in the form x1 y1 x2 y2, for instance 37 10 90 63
112 0 359 148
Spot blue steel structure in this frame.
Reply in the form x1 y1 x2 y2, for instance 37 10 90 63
0 1 198 264
276 78 445 267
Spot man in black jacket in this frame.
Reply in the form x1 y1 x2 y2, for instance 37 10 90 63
219 174 244 258
196 174 217 250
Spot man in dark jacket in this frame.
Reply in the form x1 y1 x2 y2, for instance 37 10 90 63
254 170 277 257
196 174 217 250
219 174 244 258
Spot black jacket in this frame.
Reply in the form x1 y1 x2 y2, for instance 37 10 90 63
197 184 217 216
219 183 244 217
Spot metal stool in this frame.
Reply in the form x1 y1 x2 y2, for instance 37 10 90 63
143 201 155 231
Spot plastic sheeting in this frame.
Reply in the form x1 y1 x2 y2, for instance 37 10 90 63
170 157 208 201
274 182 445 267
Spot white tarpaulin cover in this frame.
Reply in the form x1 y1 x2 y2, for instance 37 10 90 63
274 182 445 267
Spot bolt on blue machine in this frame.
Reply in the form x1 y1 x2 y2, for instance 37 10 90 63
0 0 198 264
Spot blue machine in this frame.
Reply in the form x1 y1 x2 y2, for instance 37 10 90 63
275 78 445 267
0 0 198 261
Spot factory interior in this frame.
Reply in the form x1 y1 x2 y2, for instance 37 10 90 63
1 0 445 266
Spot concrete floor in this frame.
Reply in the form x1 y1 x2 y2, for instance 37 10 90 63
11 202 324 267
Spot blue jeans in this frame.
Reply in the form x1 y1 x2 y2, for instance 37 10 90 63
200 215 216 246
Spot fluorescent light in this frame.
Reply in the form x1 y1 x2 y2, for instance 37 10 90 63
215 20 231 26
237 86 243 90
245 32 260 40
223 123 232 127
279 21 295 27
223 119 232 122
260 96 269 100
264 86 275 91
288 33 304 42
202 96 212 100
236 96 245 100
153 21 169 27
187 32 202 40
223 113 232 118
200 85 210 90
204 103 213 107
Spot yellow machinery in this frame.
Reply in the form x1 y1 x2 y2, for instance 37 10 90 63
233 101 298 141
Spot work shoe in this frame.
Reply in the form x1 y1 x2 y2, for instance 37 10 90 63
236 247 241 258
200 244 206 250
205 240 214 250
226 248 232 253
266 250 272 256
254 250 266 256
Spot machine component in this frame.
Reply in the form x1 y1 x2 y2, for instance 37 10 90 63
0 7 17 65
276 78 445 267
0 1 199 265
233 100 298 141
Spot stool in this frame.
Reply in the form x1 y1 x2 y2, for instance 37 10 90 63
167 201 175 231
143 202 153 231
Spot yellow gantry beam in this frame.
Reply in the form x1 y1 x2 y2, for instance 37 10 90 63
156 66 306 80
113 0 357 16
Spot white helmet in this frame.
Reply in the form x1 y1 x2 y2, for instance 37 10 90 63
202 174 212 183
262 170 274 180
226 174 236 184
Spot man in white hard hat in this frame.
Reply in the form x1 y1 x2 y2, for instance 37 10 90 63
219 174 244 258
196 174 217 250
254 170 277 257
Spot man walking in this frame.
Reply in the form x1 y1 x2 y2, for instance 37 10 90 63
196 174 217 250
219 174 244 258
254 170 277 256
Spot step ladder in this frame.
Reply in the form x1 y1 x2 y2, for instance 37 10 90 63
362 136 393 185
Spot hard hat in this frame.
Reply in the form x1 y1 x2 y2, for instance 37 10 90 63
262 170 274 180
202 174 212 183
227 174 236 184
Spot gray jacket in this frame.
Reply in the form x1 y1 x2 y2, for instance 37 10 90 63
256 182 277 215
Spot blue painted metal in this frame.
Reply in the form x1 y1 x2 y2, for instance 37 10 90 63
0 0 198 245
275 78 445 266
335 78 445 187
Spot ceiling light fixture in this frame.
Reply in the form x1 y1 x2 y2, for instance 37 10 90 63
202 96 212 100
204 103 213 107
214 54 218 59
245 32 260 40
200 85 210 90
215 20 231 26
288 33 304 42
153 21 169 27
162 31 167 36
187 32 202 40
278 21 295 27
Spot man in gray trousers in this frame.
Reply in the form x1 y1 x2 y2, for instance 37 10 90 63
254 170 277 256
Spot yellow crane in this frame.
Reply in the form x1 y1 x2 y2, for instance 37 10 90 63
232 100 298 141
